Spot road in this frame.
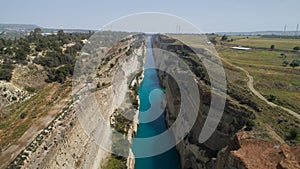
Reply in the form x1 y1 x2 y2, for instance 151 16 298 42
219 55 300 120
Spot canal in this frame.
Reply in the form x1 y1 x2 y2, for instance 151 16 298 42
132 35 181 169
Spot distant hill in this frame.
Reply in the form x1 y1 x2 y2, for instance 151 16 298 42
0 24 40 31
0 24 40 38
0 23 94 39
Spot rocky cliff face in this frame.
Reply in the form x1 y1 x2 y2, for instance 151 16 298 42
217 132 300 169
152 34 254 169
152 34 300 169
8 34 146 169
156 69 254 169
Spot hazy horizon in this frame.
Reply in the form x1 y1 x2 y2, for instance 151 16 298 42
1 0 300 33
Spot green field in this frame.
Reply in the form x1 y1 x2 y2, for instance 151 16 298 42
217 46 300 113
225 36 300 51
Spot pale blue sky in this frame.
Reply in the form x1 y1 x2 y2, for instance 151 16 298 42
1 0 299 32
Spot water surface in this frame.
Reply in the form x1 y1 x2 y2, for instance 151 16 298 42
132 36 181 169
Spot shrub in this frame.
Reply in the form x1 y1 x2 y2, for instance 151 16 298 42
245 119 255 131
282 61 289 66
290 60 300 68
221 35 228 41
231 117 238 126
0 66 14 81
267 94 277 102
97 82 101 89
20 112 27 119
287 128 299 140
293 46 300 51
25 87 35 93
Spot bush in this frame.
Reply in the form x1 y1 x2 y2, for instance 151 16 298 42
0 61 14 81
46 65 74 83
245 119 255 131
15 48 27 61
293 46 300 51
231 117 238 126
290 60 300 68
221 35 228 41
25 87 35 93
20 112 27 119
267 94 277 102
282 61 289 66
125 49 132 56
287 128 299 140
35 45 43 52
102 155 127 169
97 82 101 89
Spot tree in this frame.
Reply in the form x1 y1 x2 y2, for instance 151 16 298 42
287 128 299 140
280 53 287 59
57 30 65 37
270 45 275 50
15 48 27 61
33 28 42 35
20 112 27 119
267 94 277 102
290 60 300 68
282 60 289 66
221 35 228 41
293 46 300 51
245 119 255 131
35 45 43 52
57 30 67 42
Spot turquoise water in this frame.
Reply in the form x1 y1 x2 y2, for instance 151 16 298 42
132 36 181 169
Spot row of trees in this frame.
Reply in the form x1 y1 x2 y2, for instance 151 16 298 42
270 45 299 51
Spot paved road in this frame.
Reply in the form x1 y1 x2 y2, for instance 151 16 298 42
220 56 300 120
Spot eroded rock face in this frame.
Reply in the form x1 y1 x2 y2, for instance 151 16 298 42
217 132 300 169
157 69 253 169
152 34 300 169
0 81 31 107
9 34 146 169
152 34 253 169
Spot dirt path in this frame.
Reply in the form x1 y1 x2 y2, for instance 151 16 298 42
219 55 300 120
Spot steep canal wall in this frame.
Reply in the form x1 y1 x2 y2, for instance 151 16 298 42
152 34 255 169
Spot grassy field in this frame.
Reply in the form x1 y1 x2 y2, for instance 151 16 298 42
217 46 300 112
168 34 210 48
0 82 71 150
170 34 300 143
225 36 300 51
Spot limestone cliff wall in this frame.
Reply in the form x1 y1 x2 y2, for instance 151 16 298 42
10 34 146 169
153 34 254 169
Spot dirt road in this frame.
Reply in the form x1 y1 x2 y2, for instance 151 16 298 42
219 55 300 120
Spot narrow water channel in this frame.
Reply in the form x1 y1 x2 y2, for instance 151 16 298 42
132 36 181 169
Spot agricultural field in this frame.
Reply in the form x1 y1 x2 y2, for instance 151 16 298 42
223 36 300 51
217 37 300 113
